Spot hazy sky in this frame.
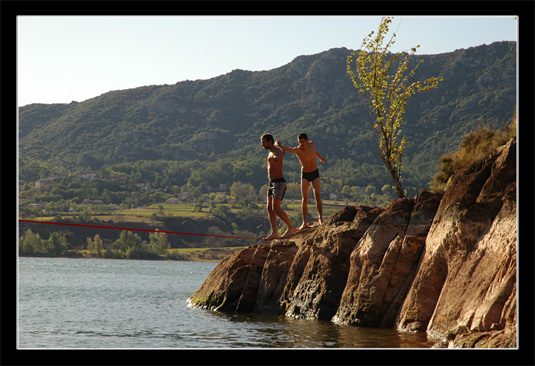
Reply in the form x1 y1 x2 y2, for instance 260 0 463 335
17 15 518 107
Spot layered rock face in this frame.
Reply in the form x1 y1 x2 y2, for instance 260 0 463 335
331 192 441 329
397 137 516 347
188 138 516 348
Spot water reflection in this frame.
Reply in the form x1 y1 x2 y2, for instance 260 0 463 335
19 258 437 349
209 312 436 348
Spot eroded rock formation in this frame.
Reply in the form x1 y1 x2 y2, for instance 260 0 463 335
188 138 517 348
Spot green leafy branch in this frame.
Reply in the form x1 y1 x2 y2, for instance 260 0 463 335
347 17 443 198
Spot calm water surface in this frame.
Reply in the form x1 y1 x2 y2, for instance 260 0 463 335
18 257 436 349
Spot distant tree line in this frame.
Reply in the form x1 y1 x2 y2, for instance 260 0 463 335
19 229 184 260
19 155 405 222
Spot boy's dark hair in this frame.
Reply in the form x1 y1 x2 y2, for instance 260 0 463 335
261 133 274 143
298 133 308 140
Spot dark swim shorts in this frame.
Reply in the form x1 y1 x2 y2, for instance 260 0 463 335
267 177 287 200
302 169 320 182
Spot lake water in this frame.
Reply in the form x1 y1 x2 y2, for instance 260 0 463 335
18 257 437 349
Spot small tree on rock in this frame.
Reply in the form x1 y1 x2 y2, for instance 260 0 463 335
347 17 443 198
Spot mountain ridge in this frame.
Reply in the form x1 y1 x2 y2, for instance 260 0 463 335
19 41 516 195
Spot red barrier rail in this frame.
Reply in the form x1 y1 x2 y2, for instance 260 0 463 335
18 219 263 241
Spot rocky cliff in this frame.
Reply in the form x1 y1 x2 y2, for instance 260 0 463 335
188 138 517 348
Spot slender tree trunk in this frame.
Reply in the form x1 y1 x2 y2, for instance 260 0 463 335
383 157 404 198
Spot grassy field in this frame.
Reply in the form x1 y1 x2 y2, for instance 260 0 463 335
25 198 349 231
116 203 212 217
67 199 346 224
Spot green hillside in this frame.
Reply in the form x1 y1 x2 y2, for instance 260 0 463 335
19 41 516 196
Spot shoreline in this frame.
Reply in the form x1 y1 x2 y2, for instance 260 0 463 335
17 252 226 263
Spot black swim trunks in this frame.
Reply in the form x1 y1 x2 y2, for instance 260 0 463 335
267 177 287 200
302 169 320 182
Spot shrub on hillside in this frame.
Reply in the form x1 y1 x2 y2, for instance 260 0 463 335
431 114 516 193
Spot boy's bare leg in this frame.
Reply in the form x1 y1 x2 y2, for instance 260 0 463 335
263 196 280 241
311 178 323 226
299 179 310 230
273 198 296 237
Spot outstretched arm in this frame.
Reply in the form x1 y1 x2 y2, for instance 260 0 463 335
315 150 327 163
275 139 299 154
311 141 327 162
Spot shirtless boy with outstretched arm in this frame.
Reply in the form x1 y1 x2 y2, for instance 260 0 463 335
261 133 296 241
276 133 327 230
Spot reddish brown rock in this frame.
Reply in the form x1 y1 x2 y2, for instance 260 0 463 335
188 245 256 312
282 206 383 320
425 182 516 343
332 197 428 327
189 138 517 349
278 241 312 312
188 244 297 313
397 138 516 348
252 244 299 314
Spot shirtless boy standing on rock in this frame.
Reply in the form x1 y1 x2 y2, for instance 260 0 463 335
276 133 326 230
261 133 296 241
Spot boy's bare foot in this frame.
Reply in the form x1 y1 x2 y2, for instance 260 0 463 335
298 223 310 230
281 227 297 238
308 220 323 228
262 233 280 241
